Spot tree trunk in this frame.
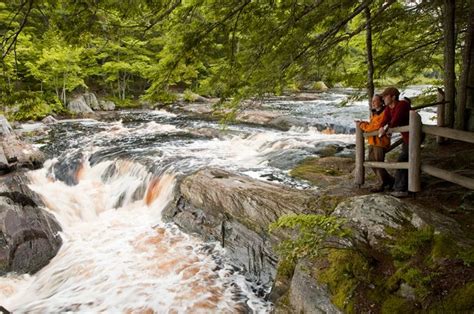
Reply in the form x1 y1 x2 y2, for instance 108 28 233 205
456 0 474 130
365 7 374 110
62 74 67 105
443 0 456 128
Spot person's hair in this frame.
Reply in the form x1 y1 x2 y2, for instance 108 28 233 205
374 94 385 105
381 87 400 101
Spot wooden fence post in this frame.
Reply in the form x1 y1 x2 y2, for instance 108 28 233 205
355 122 365 187
437 88 445 143
408 111 422 192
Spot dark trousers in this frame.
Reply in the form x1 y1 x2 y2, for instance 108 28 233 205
368 146 393 187
394 142 408 191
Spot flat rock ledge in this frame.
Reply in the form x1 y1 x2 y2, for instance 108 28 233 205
0 175 62 275
162 167 320 286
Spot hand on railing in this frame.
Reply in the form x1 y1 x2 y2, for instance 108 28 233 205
379 126 392 138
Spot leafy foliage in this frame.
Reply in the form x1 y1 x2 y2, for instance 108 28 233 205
1 0 473 120
269 214 351 260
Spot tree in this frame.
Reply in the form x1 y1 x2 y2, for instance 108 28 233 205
25 30 86 104
443 0 456 128
457 0 474 130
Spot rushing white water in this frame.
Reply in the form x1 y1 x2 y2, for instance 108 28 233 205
1 87 435 312
0 159 266 312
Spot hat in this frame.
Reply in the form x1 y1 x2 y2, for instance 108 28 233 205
381 87 400 98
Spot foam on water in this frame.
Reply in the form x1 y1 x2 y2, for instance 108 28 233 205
0 159 270 313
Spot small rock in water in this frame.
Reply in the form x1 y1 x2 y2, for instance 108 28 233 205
42 115 57 124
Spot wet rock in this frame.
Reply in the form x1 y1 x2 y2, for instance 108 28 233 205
289 260 341 314
265 149 311 170
1 135 45 171
312 141 347 157
163 168 320 284
268 116 306 131
0 305 10 314
0 175 62 274
236 110 282 126
41 115 57 124
0 117 45 172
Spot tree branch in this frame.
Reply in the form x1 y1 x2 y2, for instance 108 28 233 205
1 0 34 60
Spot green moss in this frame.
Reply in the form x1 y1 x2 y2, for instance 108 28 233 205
430 282 474 311
381 296 416 314
183 89 198 102
316 193 344 214
459 247 474 266
270 258 296 305
290 158 343 180
389 226 434 261
313 81 329 91
431 233 458 261
318 249 369 312
277 257 296 279
111 98 142 109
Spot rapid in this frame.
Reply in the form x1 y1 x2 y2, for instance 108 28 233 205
0 88 435 312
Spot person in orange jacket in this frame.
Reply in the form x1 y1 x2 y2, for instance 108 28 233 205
356 94 394 192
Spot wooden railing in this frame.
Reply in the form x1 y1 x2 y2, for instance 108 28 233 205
355 110 474 192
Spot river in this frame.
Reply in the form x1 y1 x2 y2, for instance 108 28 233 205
0 87 435 312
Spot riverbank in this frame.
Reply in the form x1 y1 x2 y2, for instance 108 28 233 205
276 136 474 312
1 89 472 312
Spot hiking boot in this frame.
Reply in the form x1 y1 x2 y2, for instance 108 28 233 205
370 186 385 193
383 177 395 191
390 191 409 198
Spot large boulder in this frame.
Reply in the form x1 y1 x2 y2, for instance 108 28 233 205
163 168 320 285
0 116 45 172
99 100 116 111
333 194 462 247
67 96 93 114
0 116 13 136
1 135 45 171
236 110 283 126
0 175 62 274
83 93 100 110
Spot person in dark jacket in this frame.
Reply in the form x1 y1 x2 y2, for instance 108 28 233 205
379 87 412 197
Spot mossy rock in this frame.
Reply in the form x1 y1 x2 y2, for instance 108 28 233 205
430 281 474 311
313 81 329 91
290 157 354 187
317 249 369 312
269 258 296 303
381 296 417 314
431 233 458 261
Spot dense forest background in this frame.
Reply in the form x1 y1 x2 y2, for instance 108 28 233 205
1 0 473 129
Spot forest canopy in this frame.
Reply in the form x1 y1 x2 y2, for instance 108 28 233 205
1 0 473 129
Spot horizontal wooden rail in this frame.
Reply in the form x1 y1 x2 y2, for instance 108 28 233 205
422 125 474 143
363 126 409 137
421 165 474 190
412 100 449 110
364 161 409 169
